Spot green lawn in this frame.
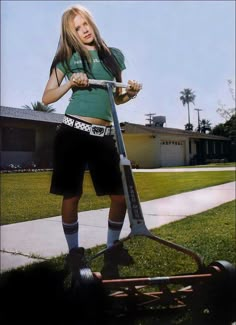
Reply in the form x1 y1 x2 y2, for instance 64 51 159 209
1 170 235 224
87 200 236 277
162 162 235 168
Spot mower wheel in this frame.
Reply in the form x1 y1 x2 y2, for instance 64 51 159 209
207 260 236 280
191 260 236 324
71 267 107 318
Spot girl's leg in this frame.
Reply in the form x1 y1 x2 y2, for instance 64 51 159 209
102 194 133 279
62 195 81 251
107 195 126 247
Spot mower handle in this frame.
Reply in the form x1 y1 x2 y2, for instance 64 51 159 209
88 79 128 88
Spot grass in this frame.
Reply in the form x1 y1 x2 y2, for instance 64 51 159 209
88 200 236 277
162 162 235 168
1 200 235 324
1 170 235 224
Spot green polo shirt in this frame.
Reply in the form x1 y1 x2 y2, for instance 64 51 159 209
57 48 126 121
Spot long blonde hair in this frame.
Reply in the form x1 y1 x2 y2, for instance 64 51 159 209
50 4 121 80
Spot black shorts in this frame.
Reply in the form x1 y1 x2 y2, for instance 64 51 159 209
50 123 124 197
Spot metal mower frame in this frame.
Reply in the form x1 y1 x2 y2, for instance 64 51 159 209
70 79 236 323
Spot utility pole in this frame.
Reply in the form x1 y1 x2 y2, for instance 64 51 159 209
194 108 203 132
145 113 156 126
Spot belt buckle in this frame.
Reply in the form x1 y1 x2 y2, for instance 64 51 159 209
90 124 106 137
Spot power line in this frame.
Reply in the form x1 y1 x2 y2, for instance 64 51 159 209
145 113 156 126
194 108 203 131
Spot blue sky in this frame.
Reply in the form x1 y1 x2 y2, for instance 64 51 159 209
1 0 235 129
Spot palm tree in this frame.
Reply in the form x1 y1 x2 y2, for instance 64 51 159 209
180 88 196 129
22 101 55 113
184 123 193 131
200 119 211 134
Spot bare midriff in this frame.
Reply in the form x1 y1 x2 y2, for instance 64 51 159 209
70 115 112 126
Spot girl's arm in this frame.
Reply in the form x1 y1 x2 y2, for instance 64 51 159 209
42 69 88 105
42 68 72 105
114 74 142 105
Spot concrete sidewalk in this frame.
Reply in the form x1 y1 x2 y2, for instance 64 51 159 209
1 181 235 273
133 167 236 172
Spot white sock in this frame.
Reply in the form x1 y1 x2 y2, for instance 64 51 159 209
107 219 123 248
62 220 79 251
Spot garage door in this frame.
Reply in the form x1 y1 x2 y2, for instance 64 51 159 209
160 140 185 167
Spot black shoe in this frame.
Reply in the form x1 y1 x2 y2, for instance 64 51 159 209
104 240 134 266
101 262 120 280
65 247 87 273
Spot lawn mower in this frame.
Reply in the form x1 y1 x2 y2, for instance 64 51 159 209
68 79 236 324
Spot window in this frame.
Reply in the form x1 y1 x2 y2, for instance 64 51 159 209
221 142 224 154
2 127 35 152
161 140 184 146
205 140 209 154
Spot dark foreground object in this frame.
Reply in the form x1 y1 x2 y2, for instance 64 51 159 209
0 253 236 325
73 259 236 325
1 259 235 325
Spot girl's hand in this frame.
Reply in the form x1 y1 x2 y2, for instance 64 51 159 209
126 80 142 99
70 72 89 88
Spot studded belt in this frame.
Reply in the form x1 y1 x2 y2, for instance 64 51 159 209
62 115 114 137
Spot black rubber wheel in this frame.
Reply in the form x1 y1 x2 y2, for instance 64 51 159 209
191 260 236 324
207 260 236 280
71 267 107 320
79 267 97 288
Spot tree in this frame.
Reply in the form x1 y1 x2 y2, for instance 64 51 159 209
23 101 55 113
212 79 235 136
216 79 235 121
199 119 211 134
211 113 236 161
180 88 196 129
184 123 193 131
210 123 225 137
212 80 236 161
211 114 236 138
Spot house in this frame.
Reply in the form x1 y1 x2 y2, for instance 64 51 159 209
0 106 63 169
0 106 230 169
122 123 230 168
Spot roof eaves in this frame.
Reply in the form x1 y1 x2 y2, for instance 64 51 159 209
124 122 229 140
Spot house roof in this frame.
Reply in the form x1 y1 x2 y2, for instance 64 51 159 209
123 122 229 141
0 106 63 124
0 106 229 141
